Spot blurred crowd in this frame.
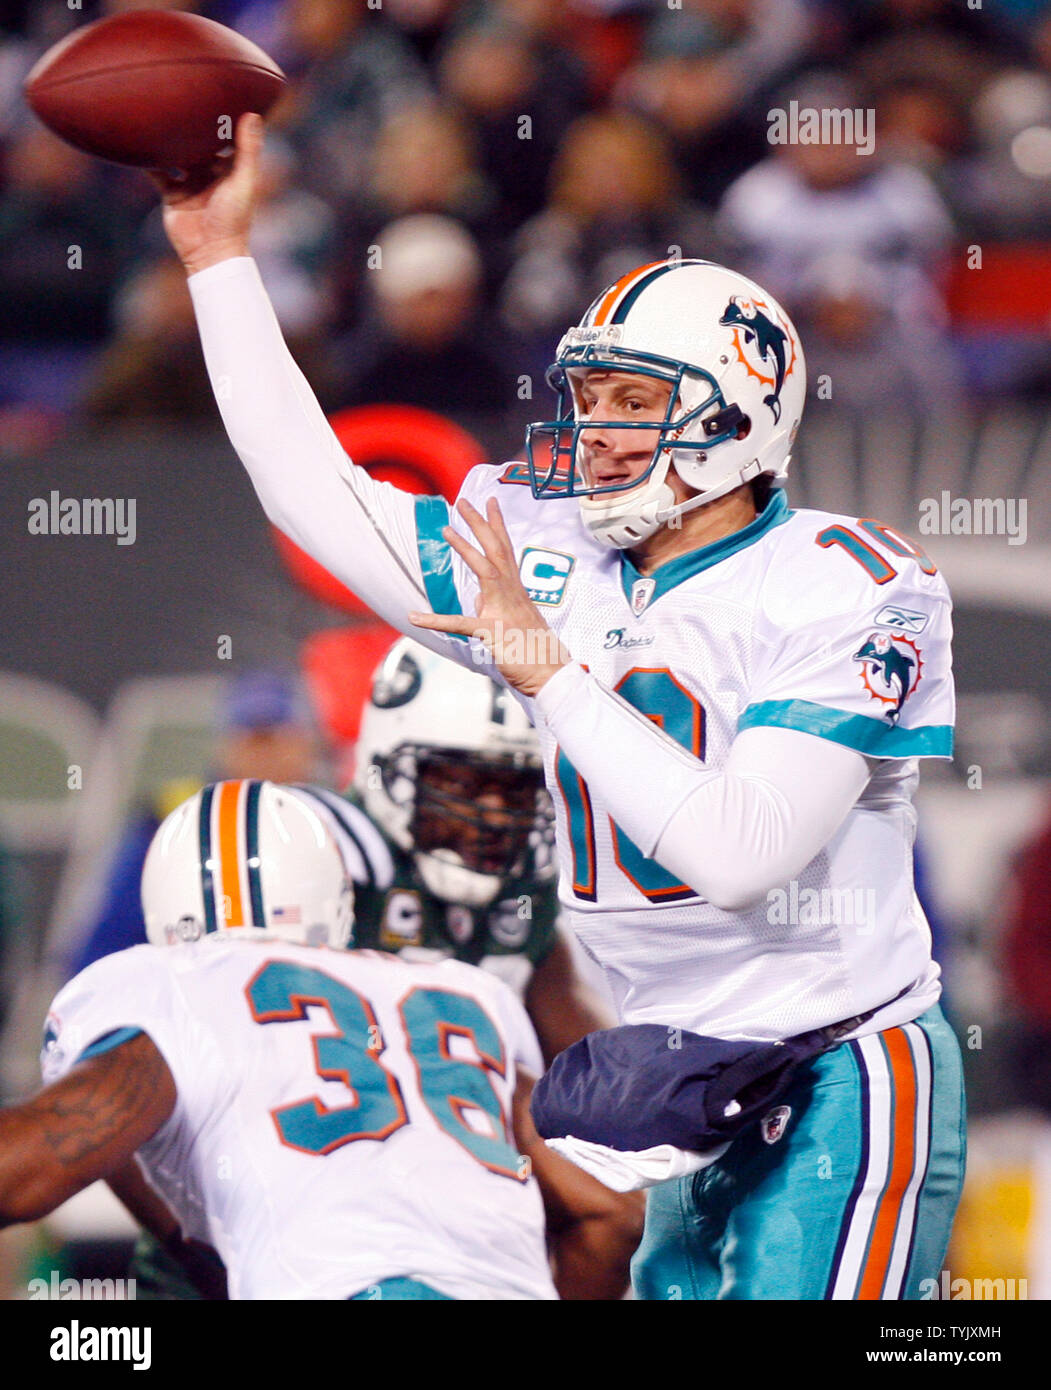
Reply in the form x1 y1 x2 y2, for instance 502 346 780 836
5 0 1051 449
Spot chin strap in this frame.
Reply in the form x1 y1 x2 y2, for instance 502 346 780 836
654 457 765 528
582 425 778 549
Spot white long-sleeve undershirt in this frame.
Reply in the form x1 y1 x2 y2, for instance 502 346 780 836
535 663 873 912
187 255 447 645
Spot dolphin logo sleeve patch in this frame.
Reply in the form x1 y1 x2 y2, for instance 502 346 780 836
853 632 923 724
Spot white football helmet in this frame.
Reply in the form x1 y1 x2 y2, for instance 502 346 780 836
141 779 354 949
353 637 554 908
525 258 806 548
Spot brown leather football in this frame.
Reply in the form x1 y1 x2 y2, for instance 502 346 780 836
24 10 285 172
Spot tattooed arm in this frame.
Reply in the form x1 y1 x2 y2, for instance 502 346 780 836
0 1032 176 1226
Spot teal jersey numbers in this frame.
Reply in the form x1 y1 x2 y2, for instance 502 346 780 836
246 959 524 1179
556 667 706 903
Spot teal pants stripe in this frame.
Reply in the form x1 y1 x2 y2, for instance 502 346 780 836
349 1276 455 1301
631 1005 965 1300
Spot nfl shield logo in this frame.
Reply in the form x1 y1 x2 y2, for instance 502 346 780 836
631 578 656 616
760 1105 791 1145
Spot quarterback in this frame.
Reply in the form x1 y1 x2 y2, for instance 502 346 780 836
157 115 965 1300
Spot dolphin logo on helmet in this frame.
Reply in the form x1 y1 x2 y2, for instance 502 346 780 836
718 296 791 423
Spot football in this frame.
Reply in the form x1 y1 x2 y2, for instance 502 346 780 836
24 10 284 173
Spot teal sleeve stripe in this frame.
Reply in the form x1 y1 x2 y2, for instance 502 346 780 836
738 699 954 758
414 496 463 617
77 1026 144 1061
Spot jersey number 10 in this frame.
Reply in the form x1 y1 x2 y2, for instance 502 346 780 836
556 667 705 904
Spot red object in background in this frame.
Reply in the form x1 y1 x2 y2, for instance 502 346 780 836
1004 803 1051 1027
301 622 400 754
945 245 1051 329
572 13 645 101
272 404 486 617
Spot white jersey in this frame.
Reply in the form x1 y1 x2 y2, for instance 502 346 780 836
187 257 955 1044
41 939 555 1301
450 473 953 1041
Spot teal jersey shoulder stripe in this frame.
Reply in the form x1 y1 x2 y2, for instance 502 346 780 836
78 1025 144 1062
620 488 792 605
738 699 953 758
415 496 463 618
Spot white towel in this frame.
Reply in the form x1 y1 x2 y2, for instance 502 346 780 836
545 1135 731 1192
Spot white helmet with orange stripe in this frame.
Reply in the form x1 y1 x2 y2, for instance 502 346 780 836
525 258 806 548
141 779 354 950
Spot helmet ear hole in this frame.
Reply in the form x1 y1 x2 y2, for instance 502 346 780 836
735 415 752 441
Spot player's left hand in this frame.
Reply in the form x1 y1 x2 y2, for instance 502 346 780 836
410 498 571 698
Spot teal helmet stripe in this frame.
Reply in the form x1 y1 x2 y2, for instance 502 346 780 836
198 783 218 934
245 780 265 927
609 258 712 325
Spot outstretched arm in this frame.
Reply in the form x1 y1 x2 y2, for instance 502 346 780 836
0 1033 175 1227
157 116 463 655
536 674 872 910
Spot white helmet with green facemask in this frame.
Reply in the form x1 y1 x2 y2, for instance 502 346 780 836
353 638 554 909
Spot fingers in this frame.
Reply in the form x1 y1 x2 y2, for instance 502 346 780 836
148 113 261 205
484 497 517 562
457 498 516 568
234 111 264 166
441 524 500 582
223 111 263 199
409 611 482 638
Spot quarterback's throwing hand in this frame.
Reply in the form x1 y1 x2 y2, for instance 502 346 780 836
154 111 262 276
410 498 571 698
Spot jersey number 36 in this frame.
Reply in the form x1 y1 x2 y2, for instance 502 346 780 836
246 961 526 1181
